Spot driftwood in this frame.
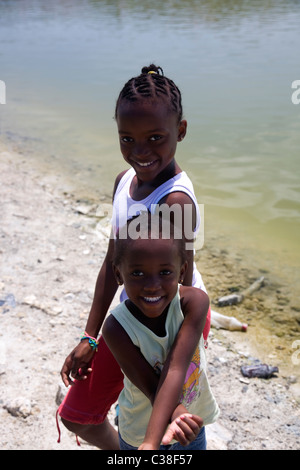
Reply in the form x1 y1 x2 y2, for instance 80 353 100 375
217 276 265 307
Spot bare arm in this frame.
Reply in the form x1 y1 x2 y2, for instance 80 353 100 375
158 191 197 286
102 314 159 401
84 170 128 337
60 172 126 386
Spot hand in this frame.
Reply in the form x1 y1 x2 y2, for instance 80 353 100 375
60 340 95 387
162 413 203 447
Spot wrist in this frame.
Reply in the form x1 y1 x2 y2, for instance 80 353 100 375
143 428 163 449
80 332 99 351
139 441 158 450
141 438 160 450
171 404 188 422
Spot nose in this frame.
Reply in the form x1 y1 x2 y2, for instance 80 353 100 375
143 274 161 292
132 142 151 160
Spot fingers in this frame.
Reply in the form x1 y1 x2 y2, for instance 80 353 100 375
162 426 175 445
162 414 203 446
180 414 203 435
61 370 72 387
70 366 92 381
174 415 199 446
60 356 74 387
60 354 93 387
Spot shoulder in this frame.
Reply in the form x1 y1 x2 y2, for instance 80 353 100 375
179 285 209 320
102 313 119 340
157 171 196 204
159 190 195 207
158 191 197 221
102 312 128 341
158 191 197 233
112 169 129 199
102 312 134 352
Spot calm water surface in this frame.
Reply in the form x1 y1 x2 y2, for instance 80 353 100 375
0 0 299 359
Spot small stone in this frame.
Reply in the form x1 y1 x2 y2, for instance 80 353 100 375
95 203 112 218
4 397 32 418
23 294 37 305
75 204 93 215
239 378 250 385
64 293 75 302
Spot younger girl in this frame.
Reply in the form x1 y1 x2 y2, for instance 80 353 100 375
59 65 211 449
102 213 219 450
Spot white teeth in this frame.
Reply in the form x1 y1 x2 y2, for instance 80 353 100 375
136 161 154 167
143 296 161 302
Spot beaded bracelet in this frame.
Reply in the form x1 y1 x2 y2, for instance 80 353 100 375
80 332 99 351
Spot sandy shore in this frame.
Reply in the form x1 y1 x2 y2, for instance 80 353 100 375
0 142 299 450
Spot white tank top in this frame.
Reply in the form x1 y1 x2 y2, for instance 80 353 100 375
112 168 206 293
112 168 200 231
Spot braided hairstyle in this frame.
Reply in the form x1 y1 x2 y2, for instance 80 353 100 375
115 64 183 123
113 212 187 269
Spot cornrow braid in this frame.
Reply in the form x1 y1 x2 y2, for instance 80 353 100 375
115 64 183 123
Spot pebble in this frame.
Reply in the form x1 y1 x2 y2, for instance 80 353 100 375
23 295 63 316
95 203 112 218
239 378 250 385
4 398 33 418
0 294 16 308
64 293 75 302
75 204 95 215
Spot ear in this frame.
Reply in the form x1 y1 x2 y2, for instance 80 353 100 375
179 260 188 283
113 264 123 286
177 119 187 142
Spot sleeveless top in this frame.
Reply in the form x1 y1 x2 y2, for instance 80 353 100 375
111 168 206 294
110 287 220 447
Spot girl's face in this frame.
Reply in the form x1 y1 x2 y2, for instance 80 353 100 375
116 99 187 182
114 237 187 320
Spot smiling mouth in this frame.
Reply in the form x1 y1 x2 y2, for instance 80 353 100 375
143 296 162 303
135 160 156 167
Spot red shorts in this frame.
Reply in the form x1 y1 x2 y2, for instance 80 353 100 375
58 307 211 425
203 305 211 344
58 336 124 425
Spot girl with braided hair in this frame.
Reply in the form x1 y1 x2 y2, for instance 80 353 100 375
102 213 219 450
58 65 211 449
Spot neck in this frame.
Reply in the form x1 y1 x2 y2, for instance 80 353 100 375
132 160 181 200
125 300 168 337
153 160 181 187
144 160 181 187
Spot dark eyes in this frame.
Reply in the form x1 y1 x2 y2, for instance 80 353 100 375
120 135 162 143
132 271 143 277
160 270 172 275
131 270 171 277
120 136 133 143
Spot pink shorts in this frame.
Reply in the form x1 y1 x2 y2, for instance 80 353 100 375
203 305 211 343
58 336 124 425
58 307 211 425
